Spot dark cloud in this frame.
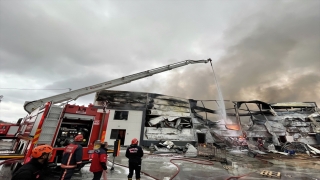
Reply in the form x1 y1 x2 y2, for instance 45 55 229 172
1 0 319 122
162 0 320 106
0 0 245 77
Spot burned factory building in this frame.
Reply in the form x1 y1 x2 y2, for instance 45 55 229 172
93 90 221 146
234 101 320 152
93 90 320 155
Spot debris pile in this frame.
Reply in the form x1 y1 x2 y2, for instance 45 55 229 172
149 141 187 154
148 116 192 130
197 143 216 157
185 143 198 157
149 140 226 160
232 101 320 152
281 142 307 153
225 137 248 149
285 142 320 156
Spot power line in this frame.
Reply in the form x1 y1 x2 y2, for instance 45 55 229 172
0 88 72 91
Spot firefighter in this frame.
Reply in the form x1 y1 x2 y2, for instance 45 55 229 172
11 144 53 180
125 138 144 180
90 141 108 180
59 134 84 180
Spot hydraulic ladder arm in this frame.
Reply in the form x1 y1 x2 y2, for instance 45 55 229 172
24 59 212 113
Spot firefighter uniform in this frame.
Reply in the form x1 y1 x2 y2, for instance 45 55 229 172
89 147 107 180
11 158 45 180
11 145 53 180
125 138 144 180
59 135 83 180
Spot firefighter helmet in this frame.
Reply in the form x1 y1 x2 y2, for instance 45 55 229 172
32 145 53 158
74 134 84 142
131 138 138 145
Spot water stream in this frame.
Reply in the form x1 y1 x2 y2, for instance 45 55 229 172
210 65 228 123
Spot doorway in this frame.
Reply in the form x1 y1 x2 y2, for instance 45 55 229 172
110 129 126 146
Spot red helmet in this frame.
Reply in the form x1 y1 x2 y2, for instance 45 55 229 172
32 145 53 158
131 138 138 145
75 134 84 142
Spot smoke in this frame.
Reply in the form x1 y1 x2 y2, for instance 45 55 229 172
161 1 320 106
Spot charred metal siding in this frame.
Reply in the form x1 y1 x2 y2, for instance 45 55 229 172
143 93 195 144
94 90 198 146
233 101 320 146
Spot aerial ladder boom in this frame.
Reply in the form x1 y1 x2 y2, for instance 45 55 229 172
24 59 212 113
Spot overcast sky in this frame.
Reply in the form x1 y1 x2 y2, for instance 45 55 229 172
0 0 319 123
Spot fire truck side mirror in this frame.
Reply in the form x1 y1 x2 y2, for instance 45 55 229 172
113 140 120 157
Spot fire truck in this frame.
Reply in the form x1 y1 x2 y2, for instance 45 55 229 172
4 59 212 174
0 121 20 139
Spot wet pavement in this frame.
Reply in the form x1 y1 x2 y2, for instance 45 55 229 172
225 150 320 180
1 140 320 180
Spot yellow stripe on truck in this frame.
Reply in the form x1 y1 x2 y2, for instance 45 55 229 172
0 155 25 159
100 131 106 143
32 129 42 144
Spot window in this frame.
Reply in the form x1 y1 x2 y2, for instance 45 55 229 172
114 111 129 120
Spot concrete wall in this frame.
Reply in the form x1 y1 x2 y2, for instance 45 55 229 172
104 109 143 146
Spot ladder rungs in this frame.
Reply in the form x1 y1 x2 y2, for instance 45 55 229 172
46 117 59 120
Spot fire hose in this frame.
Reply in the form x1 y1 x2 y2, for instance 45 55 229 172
168 157 214 180
1 154 263 180
108 154 215 180
2 155 213 180
107 157 160 180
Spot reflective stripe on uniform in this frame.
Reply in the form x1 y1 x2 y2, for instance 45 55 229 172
66 152 73 166
60 169 67 180
61 164 77 169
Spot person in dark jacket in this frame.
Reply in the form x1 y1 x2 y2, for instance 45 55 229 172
11 144 53 180
59 134 84 180
90 141 108 180
125 138 144 180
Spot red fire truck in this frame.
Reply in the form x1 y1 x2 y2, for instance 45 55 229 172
0 122 20 139
10 102 110 172
6 59 212 174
